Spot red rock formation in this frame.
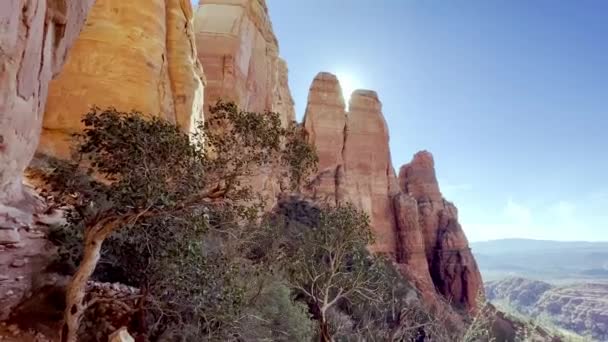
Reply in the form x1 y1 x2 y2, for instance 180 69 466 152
398 151 483 311
303 73 347 204
303 73 398 254
194 0 295 125
392 192 436 304
194 0 295 206
303 73 483 311
0 0 94 224
342 90 399 254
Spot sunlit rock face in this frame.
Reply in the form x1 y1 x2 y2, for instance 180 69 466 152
194 0 294 126
194 0 295 205
39 0 205 158
303 73 347 205
303 74 398 254
303 73 483 311
342 90 399 255
0 0 94 208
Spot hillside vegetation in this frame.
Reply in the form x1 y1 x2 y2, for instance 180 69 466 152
32 105 487 341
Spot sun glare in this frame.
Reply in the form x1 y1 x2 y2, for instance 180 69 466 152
335 71 362 105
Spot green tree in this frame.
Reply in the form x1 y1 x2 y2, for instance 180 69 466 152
54 102 317 342
267 201 390 342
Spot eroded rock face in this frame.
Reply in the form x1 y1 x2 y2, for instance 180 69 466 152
194 0 295 206
303 73 347 205
303 74 398 254
0 0 94 208
398 151 483 311
303 73 482 311
39 0 205 158
342 90 398 254
392 192 436 305
194 0 294 125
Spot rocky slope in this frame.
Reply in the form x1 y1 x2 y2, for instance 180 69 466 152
39 0 206 158
303 72 483 311
486 277 608 340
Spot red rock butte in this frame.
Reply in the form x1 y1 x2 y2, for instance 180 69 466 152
304 72 483 311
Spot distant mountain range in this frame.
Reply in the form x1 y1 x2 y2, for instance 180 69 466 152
471 239 608 283
486 277 608 340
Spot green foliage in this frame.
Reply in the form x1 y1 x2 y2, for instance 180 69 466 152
44 103 318 340
237 279 314 341
42 102 475 341
200 101 318 194
78 108 204 210
262 198 430 340
277 203 385 309
282 123 318 191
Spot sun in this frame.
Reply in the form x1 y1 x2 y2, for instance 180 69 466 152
335 71 362 104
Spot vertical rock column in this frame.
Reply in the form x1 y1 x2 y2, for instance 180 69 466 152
194 0 296 205
398 151 483 311
303 72 398 255
194 0 295 125
342 90 399 254
0 0 94 237
303 73 347 204
303 71 483 311
39 0 206 158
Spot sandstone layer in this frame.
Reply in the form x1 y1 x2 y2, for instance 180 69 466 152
39 0 205 158
303 72 483 311
0 0 94 234
194 0 295 125
194 0 295 206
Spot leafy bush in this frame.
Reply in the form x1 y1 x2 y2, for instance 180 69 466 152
45 103 318 341
237 279 314 341
258 197 455 342
43 102 478 342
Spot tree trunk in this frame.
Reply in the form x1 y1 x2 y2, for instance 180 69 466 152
60 217 121 342
319 319 332 342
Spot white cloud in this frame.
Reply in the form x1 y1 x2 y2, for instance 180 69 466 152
503 199 532 226
550 200 575 220
461 197 604 242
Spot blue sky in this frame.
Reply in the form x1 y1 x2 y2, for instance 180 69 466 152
263 0 608 242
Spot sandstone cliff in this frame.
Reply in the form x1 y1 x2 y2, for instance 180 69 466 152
194 0 295 206
39 0 205 158
0 0 94 225
303 72 483 311
194 0 295 125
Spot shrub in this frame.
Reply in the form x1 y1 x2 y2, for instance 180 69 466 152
46 103 317 341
